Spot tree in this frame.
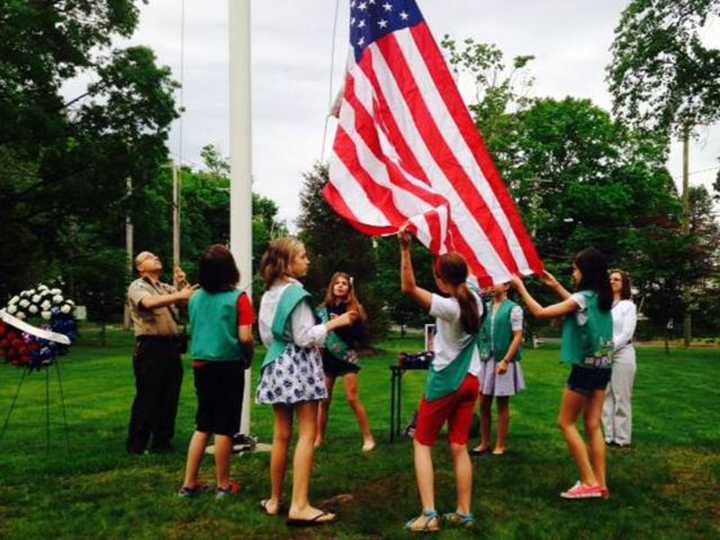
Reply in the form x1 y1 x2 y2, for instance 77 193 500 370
0 1 178 301
297 163 388 341
607 0 720 344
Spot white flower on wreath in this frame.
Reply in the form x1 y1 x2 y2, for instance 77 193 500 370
60 305 72 315
27 289 36 296
28 305 38 314
32 294 41 303
52 295 64 304
50 288 61 295
38 284 49 291
41 311 52 320
19 299 29 308
9 296 19 305
41 300 51 310
16 312 26 320
8 305 17 314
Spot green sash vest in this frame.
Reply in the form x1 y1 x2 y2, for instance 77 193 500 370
561 291 613 365
262 285 314 370
318 307 351 361
189 289 246 362
424 281 483 402
483 299 522 363
425 336 477 402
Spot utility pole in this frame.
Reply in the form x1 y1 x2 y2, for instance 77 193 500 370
172 161 181 272
124 177 134 330
681 126 691 348
229 0 253 436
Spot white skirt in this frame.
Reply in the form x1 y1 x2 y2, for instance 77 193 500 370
478 357 526 397
256 343 328 405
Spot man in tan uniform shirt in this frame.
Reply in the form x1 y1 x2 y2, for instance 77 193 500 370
126 251 193 454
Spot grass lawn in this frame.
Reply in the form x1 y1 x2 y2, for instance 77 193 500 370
0 328 718 539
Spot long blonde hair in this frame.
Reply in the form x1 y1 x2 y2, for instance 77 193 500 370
323 272 367 321
259 237 304 287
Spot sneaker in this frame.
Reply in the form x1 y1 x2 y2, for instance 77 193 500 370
177 483 212 498
560 481 603 499
215 480 241 500
600 486 610 499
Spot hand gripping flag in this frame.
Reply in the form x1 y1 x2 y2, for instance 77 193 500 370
325 0 543 286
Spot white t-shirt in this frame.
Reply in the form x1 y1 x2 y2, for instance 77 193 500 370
429 290 484 376
258 279 327 348
611 299 637 351
570 292 589 326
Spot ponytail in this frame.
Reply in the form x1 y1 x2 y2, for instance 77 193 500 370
456 282 480 335
435 252 480 335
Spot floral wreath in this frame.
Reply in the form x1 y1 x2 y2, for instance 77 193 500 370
0 284 79 369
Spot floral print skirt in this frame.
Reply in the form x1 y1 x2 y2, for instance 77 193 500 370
256 343 328 405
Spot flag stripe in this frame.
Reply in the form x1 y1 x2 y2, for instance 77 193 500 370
375 31 520 276
410 23 543 273
361 44 512 280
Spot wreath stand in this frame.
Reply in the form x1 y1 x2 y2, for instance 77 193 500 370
0 309 73 453
0 360 70 454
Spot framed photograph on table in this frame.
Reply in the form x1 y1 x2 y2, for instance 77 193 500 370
424 323 436 352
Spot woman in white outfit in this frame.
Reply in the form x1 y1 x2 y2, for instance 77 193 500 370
603 269 637 448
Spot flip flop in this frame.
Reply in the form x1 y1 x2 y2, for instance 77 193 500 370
286 511 336 527
470 446 490 456
260 499 279 516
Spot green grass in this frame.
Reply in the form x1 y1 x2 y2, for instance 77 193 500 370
0 329 718 539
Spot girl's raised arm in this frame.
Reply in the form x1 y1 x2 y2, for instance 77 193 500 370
399 229 433 312
510 275 579 320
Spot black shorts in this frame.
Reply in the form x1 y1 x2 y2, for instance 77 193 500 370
322 352 360 378
567 365 611 397
193 361 245 436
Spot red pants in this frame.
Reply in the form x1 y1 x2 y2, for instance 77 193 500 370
414 375 479 447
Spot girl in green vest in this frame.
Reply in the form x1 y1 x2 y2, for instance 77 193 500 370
472 282 525 456
255 238 358 526
178 245 255 499
399 230 483 532
510 247 613 500
314 272 376 452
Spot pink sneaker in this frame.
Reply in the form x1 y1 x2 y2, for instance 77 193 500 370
560 481 603 499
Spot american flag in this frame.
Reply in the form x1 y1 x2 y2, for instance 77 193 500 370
324 0 543 286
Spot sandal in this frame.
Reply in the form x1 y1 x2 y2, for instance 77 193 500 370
404 510 440 533
444 511 475 528
470 445 490 456
260 498 280 516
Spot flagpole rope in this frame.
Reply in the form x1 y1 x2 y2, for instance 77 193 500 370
320 0 341 162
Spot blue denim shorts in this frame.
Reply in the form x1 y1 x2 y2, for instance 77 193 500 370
567 364 611 397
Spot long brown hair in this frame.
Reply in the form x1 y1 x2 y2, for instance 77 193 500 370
574 247 612 311
609 269 632 300
259 237 304 287
323 272 367 321
435 253 479 335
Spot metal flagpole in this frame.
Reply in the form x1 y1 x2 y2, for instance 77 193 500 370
229 0 254 437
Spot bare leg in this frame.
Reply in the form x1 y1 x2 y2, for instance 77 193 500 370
315 376 336 448
473 394 492 452
214 434 233 489
288 401 335 522
408 439 438 530
558 389 597 486
265 405 293 515
182 431 209 488
343 373 375 450
494 396 510 454
450 443 472 514
585 389 607 489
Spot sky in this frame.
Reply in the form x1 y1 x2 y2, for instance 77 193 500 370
120 0 720 227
